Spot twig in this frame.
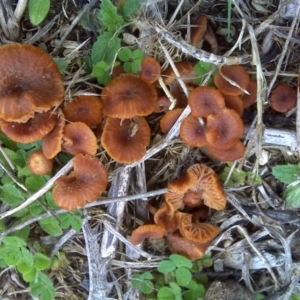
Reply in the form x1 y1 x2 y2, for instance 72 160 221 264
14 0 28 22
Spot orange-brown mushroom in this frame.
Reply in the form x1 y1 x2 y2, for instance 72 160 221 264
153 203 178 234
155 95 172 113
214 65 250 96
42 112 65 159
101 73 157 118
62 122 98 155
0 111 57 143
160 108 184 134
269 83 297 113
162 61 195 85
206 141 246 162
27 150 53 176
130 224 166 245
0 43 64 123
101 117 151 164
63 95 103 127
180 114 207 147
205 108 244 150
140 56 161 84
242 80 257 109
191 16 208 48
52 154 108 210
223 94 244 117
188 86 225 118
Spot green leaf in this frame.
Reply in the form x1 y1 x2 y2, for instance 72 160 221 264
169 282 182 299
0 245 22 265
175 267 192 287
285 181 300 209
3 148 27 168
132 49 144 60
29 202 45 216
121 0 142 20
170 254 192 269
272 164 300 184
23 267 38 282
140 280 154 294
39 217 63 237
141 271 153 280
34 253 51 270
158 260 176 274
28 0 50 25
97 0 125 32
182 290 196 300
0 131 18 150
254 293 266 300
2 236 27 247
53 58 68 73
30 272 56 300
118 48 132 62
0 219 5 232
157 287 175 300
290 295 300 300
9 225 30 242
0 184 25 205
131 274 142 288
92 61 112 85
21 247 34 267
91 32 121 66
25 175 47 192
17 261 32 273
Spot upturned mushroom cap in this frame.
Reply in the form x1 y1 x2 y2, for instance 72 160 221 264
101 73 157 118
0 43 64 123
160 108 184 134
42 112 65 159
167 231 209 260
207 141 246 162
140 56 161 84
164 190 185 212
27 150 53 175
62 122 98 156
270 83 297 112
180 114 207 147
214 65 250 96
52 154 108 210
188 86 225 118
206 108 244 150
101 117 151 164
63 96 103 127
130 224 166 245
154 203 178 234
0 111 57 143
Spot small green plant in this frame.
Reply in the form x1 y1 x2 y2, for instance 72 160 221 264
193 61 214 85
272 164 300 209
118 48 144 73
28 0 50 25
132 253 212 300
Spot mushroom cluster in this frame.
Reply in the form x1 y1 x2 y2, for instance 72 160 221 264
100 58 159 163
130 163 226 260
159 64 258 162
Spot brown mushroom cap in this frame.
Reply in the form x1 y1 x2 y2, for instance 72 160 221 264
0 111 57 143
140 56 161 84
206 108 244 150
160 108 184 134
223 94 244 116
214 65 250 96
162 61 195 85
62 122 98 155
0 43 64 123
206 141 246 162
52 154 108 210
242 80 257 109
63 96 103 127
101 117 151 164
270 83 297 113
42 112 65 159
154 203 178 234
155 95 172 113
27 150 53 176
130 224 166 245
180 114 207 147
167 231 209 260
191 15 208 48
188 86 225 118
164 190 185 212
101 73 157 118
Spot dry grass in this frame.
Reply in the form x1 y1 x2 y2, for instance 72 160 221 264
1 0 300 299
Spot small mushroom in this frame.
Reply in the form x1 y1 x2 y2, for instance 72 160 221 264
269 83 297 113
222 94 244 117
140 56 161 84
27 150 53 176
242 80 257 109
160 108 184 134
130 224 166 245
52 154 108 210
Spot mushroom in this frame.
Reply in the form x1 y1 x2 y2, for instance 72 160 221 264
153 203 178 234
130 224 166 245
191 15 208 48
214 65 250 96
0 43 64 123
140 56 161 84
27 150 53 176
63 95 103 127
101 73 157 118
101 117 151 164
62 122 98 156
161 61 195 85
160 108 184 134
269 83 297 113
42 112 65 159
0 111 57 143
222 94 244 117
52 154 108 210
242 80 257 109
188 86 225 118
154 95 172 113
180 114 207 147
205 108 244 150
